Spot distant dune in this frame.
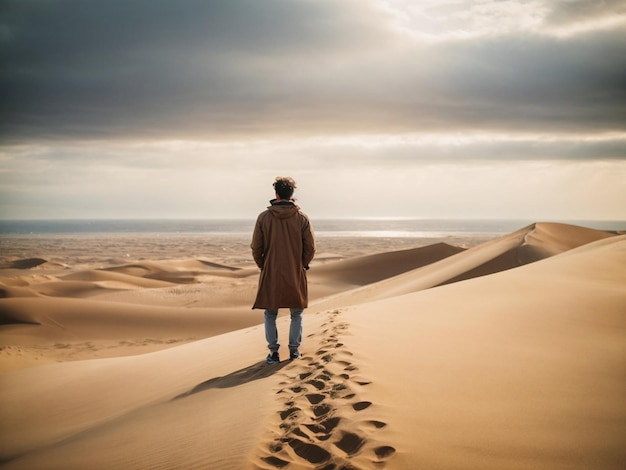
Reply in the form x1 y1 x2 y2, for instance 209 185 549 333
0 222 624 469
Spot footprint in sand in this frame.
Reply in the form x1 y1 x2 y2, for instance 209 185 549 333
304 416 341 436
352 401 372 411
279 407 301 420
334 431 366 456
374 445 397 460
288 438 331 464
313 403 332 418
306 379 326 391
261 455 289 468
305 393 325 405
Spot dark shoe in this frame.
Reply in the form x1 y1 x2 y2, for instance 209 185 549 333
266 351 280 364
289 350 301 360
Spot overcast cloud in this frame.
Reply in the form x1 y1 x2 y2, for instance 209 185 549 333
0 0 625 220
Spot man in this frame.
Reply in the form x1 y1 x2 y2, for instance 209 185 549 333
251 176 316 364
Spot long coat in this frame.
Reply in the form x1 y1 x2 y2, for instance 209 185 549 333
251 200 315 310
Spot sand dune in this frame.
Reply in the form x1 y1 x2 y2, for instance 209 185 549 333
61 269 177 289
310 242 464 287
0 240 464 348
522 221 619 260
341 234 626 469
0 222 624 469
0 297 261 342
312 223 617 310
0 258 48 270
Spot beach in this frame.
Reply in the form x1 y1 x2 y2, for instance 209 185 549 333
0 222 624 469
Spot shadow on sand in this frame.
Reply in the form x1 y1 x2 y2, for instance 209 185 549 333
174 360 290 400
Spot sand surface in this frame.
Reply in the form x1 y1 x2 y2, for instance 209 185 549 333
0 223 624 469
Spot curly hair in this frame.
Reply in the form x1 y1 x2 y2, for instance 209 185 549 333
273 176 297 200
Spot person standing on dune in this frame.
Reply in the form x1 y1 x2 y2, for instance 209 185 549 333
251 176 316 364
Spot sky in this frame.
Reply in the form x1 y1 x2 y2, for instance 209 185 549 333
1 0 625 221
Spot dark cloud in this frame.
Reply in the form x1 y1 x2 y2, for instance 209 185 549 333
1 0 625 142
431 32 626 132
1 0 378 63
544 0 626 27
0 0 391 140
389 138 626 162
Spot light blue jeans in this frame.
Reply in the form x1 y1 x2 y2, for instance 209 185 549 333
265 309 303 353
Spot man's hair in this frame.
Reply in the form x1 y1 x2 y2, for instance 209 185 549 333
273 176 296 200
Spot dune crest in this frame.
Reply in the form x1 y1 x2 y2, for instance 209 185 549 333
520 221 617 261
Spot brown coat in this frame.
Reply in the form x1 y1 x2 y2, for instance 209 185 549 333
251 200 315 310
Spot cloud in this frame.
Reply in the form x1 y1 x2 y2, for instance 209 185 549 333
544 0 626 30
0 0 394 140
378 0 548 39
5 153 624 220
1 0 625 142
380 0 626 39
2 134 625 220
1 1 624 221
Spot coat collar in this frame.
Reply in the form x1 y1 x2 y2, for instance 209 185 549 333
269 198 295 206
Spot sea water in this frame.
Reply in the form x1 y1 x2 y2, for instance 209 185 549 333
0 218 623 237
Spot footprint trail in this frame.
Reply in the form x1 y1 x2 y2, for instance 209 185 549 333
256 309 396 469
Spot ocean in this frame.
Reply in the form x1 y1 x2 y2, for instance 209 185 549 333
0 218 623 238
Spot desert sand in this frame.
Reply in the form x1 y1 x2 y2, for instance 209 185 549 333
0 222 624 469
